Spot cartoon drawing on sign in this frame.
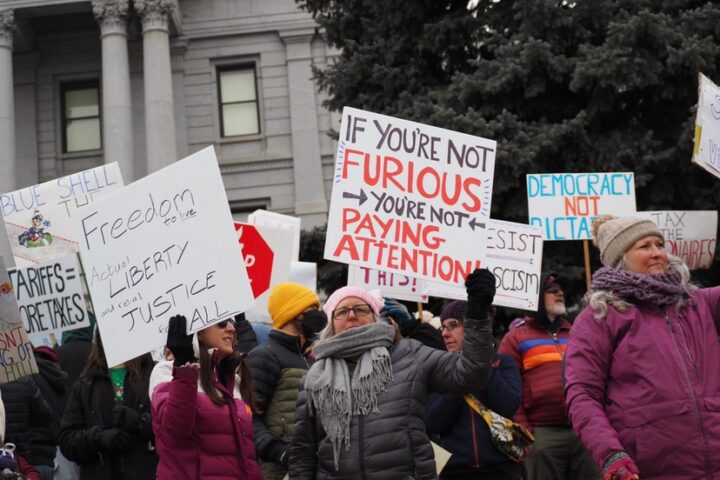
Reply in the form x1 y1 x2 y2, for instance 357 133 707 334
711 95 720 120
18 210 53 248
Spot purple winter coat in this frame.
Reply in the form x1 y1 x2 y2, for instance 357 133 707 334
565 286 720 479
150 358 262 480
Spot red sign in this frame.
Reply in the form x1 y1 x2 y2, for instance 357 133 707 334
234 223 274 298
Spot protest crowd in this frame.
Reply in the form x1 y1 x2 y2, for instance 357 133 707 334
1 204 720 480
1 50 720 480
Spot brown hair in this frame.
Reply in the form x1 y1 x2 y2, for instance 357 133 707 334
86 330 149 391
198 337 256 410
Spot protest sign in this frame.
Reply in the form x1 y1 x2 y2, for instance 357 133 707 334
8 254 89 342
0 211 13 270
347 265 428 303
527 172 636 240
636 211 717 270
325 107 496 286
0 255 38 383
1 164 124 267
289 261 317 292
74 147 254 367
692 73 720 179
235 223 275 299
242 224 294 325
248 210 302 262
424 219 544 310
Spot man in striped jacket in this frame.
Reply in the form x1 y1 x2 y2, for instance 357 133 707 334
498 272 598 480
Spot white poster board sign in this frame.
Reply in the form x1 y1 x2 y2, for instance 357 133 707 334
8 254 89 342
692 73 720 178
527 172 636 240
636 211 718 270
0 255 38 383
74 147 255 367
248 210 302 262
347 265 428 303
289 261 317 292
424 219 544 310
0 211 13 270
1 164 124 267
325 107 496 287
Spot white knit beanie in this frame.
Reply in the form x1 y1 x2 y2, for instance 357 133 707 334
592 215 664 268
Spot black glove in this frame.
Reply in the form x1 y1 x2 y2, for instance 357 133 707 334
96 428 133 452
113 405 142 433
465 269 496 322
166 315 197 367
267 440 289 469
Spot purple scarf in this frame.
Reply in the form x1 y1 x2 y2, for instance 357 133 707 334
591 267 687 306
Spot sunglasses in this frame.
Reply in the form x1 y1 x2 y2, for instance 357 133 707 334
332 304 373 321
214 319 236 329
440 319 463 332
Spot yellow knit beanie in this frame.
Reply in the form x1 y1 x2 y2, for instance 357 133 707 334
267 282 319 329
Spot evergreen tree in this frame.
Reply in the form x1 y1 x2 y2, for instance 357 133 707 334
298 0 720 298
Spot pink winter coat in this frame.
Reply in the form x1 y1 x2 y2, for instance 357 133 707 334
150 358 262 480
565 287 720 479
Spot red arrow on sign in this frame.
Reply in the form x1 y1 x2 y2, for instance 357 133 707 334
234 223 275 299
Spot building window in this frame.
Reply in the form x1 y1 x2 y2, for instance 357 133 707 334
62 81 101 153
218 66 260 137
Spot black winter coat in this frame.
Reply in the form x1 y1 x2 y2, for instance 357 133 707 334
248 329 311 460
289 319 493 480
0 376 53 460
58 356 158 480
234 312 259 353
31 348 68 467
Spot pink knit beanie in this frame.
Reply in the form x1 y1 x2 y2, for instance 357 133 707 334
322 286 384 320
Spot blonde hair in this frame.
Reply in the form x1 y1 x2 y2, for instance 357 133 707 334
585 254 696 321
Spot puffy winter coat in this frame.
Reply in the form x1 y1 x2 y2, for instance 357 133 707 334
565 287 720 479
248 330 311 478
58 355 157 480
0 377 53 460
31 347 68 467
403 320 446 351
497 316 571 430
150 353 262 480
426 354 522 476
289 322 493 480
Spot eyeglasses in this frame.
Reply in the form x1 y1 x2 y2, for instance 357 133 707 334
440 319 463 332
332 304 373 321
545 286 563 295
214 319 236 329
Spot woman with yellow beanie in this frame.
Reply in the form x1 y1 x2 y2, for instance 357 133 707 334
248 282 327 479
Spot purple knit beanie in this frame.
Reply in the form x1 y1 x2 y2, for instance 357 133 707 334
440 300 467 322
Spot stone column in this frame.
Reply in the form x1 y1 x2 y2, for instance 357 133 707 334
0 10 16 193
135 0 177 173
280 29 328 227
93 0 135 181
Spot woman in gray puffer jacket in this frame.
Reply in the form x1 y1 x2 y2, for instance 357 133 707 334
289 269 496 480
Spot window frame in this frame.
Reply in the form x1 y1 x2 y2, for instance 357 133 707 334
216 64 261 138
60 80 102 154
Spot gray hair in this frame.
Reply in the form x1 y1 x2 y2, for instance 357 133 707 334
585 254 696 321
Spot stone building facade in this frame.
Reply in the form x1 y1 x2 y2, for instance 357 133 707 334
0 0 337 227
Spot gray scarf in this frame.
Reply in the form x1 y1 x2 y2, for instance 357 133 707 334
305 322 395 468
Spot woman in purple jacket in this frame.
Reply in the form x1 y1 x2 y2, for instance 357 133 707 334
149 315 262 480
564 216 720 480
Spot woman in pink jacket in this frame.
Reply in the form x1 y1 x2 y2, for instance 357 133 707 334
564 216 720 480
150 315 262 480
